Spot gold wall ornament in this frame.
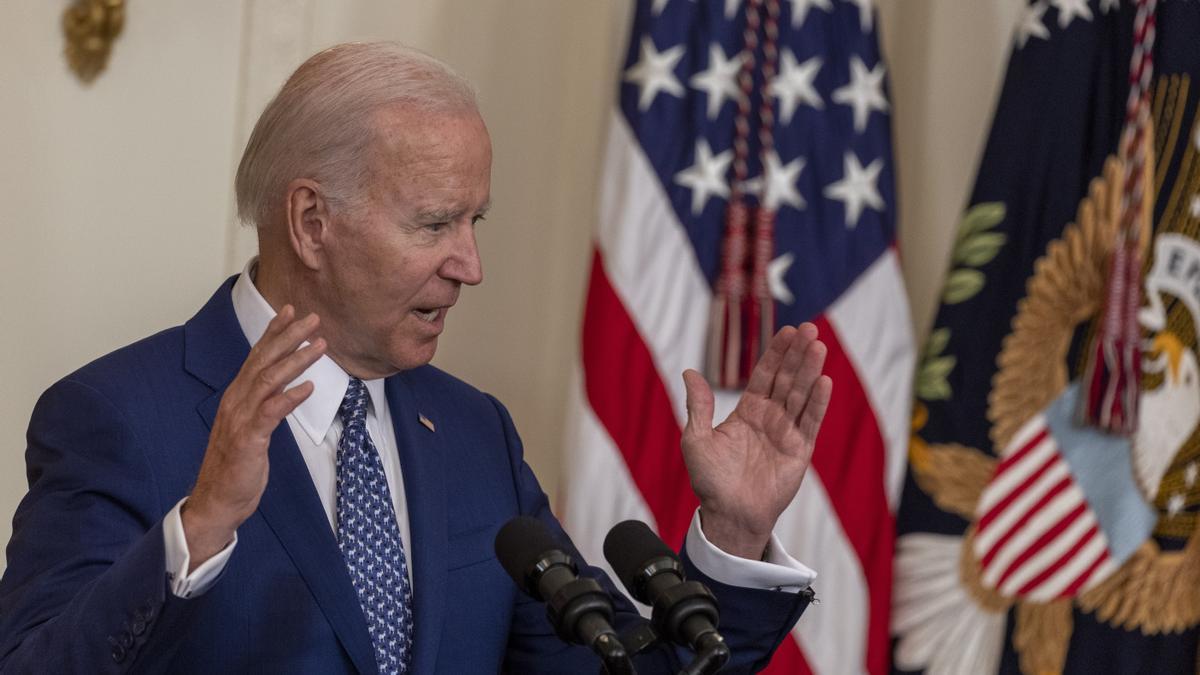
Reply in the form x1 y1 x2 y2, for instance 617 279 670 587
62 0 126 84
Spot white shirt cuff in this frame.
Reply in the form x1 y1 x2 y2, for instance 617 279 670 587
684 509 816 593
163 497 237 598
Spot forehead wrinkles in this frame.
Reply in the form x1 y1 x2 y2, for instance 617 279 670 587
378 103 482 156
370 111 490 213
381 109 484 170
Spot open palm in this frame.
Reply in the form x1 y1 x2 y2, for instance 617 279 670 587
681 323 832 559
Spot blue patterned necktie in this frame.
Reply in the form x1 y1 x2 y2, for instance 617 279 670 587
336 377 414 674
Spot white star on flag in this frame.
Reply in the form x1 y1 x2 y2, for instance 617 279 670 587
1190 195 1200 219
690 43 745 120
772 50 823 124
624 37 686 111
761 151 807 212
824 151 885 227
1168 492 1187 517
832 56 888 133
846 0 874 32
1100 0 1119 14
723 0 741 20
1050 0 1093 29
674 139 733 215
741 151 806 212
652 0 670 15
768 252 796 304
1015 2 1051 48
788 0 832 29
1186 462 1199 488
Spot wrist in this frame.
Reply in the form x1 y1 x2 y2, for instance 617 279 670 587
180 496 238 572
698 508 771 560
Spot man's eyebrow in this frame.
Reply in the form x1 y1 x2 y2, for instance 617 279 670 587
415 208 456 222
415 201 491 222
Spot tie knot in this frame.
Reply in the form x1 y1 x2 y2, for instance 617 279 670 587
338 377 370 427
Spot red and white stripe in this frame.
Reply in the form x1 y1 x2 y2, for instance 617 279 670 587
562 111 914 675
972 415 1117 602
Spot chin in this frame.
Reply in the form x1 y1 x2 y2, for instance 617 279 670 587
389 339 439 372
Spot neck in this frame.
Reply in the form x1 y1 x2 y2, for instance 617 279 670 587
253 252 297 314
253 250 393 381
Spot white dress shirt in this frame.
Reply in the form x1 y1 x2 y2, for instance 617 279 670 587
163 258 816 598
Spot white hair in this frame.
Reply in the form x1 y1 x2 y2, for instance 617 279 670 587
235 42 478 228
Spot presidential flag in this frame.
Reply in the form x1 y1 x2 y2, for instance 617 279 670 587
561 1 914 673
893 1 1200 673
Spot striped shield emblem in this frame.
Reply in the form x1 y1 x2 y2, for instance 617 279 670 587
972 383 1157 602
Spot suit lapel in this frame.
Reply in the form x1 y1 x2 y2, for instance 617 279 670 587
256 423 378 674
386 373 448 674
187 280 378 675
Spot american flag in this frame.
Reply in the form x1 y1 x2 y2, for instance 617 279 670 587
561 0 914 673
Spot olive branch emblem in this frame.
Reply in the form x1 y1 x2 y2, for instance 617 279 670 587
915 202 1007 401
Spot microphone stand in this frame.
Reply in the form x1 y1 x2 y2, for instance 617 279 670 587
543 572 635 674
597 636 636 675
615 620 729 675
677 634 730 675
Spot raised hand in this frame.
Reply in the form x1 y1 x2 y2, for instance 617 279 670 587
182 305 325 570
681 323 832 559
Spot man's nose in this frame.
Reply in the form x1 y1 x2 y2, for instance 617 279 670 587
442 223 484 286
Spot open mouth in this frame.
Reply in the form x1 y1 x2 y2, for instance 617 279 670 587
413 308 441 323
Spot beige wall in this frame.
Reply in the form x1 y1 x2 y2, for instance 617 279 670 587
0 2 245 568
0 1 1019 572
880 0 1022 336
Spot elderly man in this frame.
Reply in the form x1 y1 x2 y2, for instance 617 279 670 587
0 43 830 673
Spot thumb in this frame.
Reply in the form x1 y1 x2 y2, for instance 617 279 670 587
682 369 715 434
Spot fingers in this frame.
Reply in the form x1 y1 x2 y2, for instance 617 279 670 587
224 305 326 435
682 369 715 434
784 338 827 418
259 380 316 424
261 303 295 340
251 307 321 368
768 323 818 401
797 375 832 444
236 306 321 392
756 323 829 447
744 326 796 396
252 304 299 361
249 339 326 432
253 336 325 393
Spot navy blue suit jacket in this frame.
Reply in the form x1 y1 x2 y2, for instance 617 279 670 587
0 279 810 673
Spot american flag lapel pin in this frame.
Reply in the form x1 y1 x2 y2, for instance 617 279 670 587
418 413 436 433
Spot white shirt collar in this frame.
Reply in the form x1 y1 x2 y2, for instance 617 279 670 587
230 257 388 445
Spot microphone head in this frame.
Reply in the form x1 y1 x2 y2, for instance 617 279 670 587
603 520 680 601
494 516 568 596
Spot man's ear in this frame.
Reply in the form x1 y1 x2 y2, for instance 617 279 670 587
284 178 330 271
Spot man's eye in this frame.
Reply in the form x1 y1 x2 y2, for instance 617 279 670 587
472 214 487 226
426 222 448 232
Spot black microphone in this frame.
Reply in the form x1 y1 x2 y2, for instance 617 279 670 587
603 520 730 674
494 516 633 674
